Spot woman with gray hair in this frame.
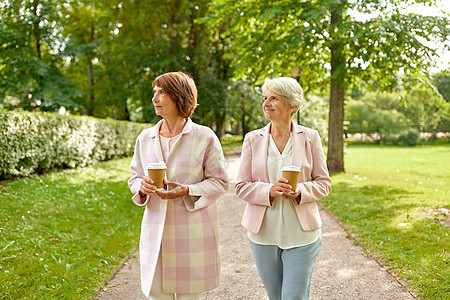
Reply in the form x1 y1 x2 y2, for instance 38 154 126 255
235 77 331 300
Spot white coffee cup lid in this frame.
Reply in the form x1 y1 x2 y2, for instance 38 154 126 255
282 165 300 172
147 161 167 169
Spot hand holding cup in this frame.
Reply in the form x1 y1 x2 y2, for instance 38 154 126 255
281 165 301 194
280 165 301 200
147 161 167 190
139 176 158 197
139 161 167 199
269 178 293 198
155 180 189 199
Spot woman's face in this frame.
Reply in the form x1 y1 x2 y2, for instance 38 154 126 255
152 85 180 118
262 90 293 122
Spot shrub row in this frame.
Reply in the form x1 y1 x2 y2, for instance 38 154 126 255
0 110 149 180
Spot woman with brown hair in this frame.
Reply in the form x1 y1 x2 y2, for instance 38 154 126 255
128 71 229 300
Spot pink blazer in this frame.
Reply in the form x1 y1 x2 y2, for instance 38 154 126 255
235 122 331 233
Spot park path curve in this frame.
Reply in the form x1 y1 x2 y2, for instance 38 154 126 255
93 154 414 300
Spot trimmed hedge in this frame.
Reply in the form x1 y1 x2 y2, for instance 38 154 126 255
397 128 420 146
0 109 149 180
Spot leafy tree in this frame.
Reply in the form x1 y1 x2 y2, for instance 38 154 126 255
0 0 83 111
300 95 329 142
227 80 266 136
346 87 450 140
398 87 450 134
196 69 229 136
432 70 450 102
209 0 449 172
0 0 255 132
59 0 138 119
1 0 214 121
103 0 223 124
345 99 407 143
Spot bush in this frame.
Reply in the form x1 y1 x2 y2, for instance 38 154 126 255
397 128 420 146
299 95 329 145
0 110 149 180
345 99 407 144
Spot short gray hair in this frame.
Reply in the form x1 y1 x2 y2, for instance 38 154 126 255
262 77 304 115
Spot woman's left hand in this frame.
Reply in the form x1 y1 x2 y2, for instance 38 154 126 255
282 188 300 201
155 179 189 199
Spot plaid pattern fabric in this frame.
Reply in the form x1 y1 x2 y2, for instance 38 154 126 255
128 118 229 297
161 200 220 292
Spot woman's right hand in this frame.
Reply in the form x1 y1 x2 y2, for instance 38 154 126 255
139 176 158 198
269 178 292 199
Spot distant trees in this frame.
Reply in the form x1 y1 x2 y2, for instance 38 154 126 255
433 70 450 102
345 86 450 143
0 0 265 140
209 0 449 172
0 0 84 112
1 0 449 153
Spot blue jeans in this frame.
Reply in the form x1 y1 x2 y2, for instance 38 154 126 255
249 236 322 300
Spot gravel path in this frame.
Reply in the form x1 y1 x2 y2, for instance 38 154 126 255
93 155 415 300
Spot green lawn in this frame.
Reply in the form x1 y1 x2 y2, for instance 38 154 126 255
221 134 243 154
322 143 449 299
0 158 141 299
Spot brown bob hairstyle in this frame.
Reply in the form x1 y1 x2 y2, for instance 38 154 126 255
152 72 198 118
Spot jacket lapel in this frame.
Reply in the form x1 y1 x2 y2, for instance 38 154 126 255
254 123 271 183
166 118 192 164
148 119 164 162
292 122 306 168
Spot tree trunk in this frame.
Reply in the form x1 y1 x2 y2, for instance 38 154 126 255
215 110 226 141
241 104 248 137
31 0 45 107
32 0 41 60
327 10 345 173
327 81 345 173
168 0 182 68
124 103 130 121
87 20 95 116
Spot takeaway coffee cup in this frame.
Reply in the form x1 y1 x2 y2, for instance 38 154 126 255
281 165 301 194
147 161 167 190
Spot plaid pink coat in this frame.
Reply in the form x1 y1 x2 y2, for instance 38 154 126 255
128 118 229 297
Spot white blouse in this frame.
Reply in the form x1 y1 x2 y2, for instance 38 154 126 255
248 133 321 249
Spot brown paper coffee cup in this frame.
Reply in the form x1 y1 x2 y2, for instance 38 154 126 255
147 161 167 190
282 165 301 193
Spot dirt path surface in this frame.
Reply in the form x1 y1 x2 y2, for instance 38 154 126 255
94 155 415 300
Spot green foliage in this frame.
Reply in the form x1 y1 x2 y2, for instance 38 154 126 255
209 0 449 87
195 69 230 137
345 99 407 142
1 0 449 174
220 134 243 154
226 80 266 136
0 0 84 112
0 158 141 299
432 70 450 102
345 87 450 143
397 127 420 146
0 109 149 180
299 95 329 143
323 144 449 299
399 86 450 133
208 0 450 172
